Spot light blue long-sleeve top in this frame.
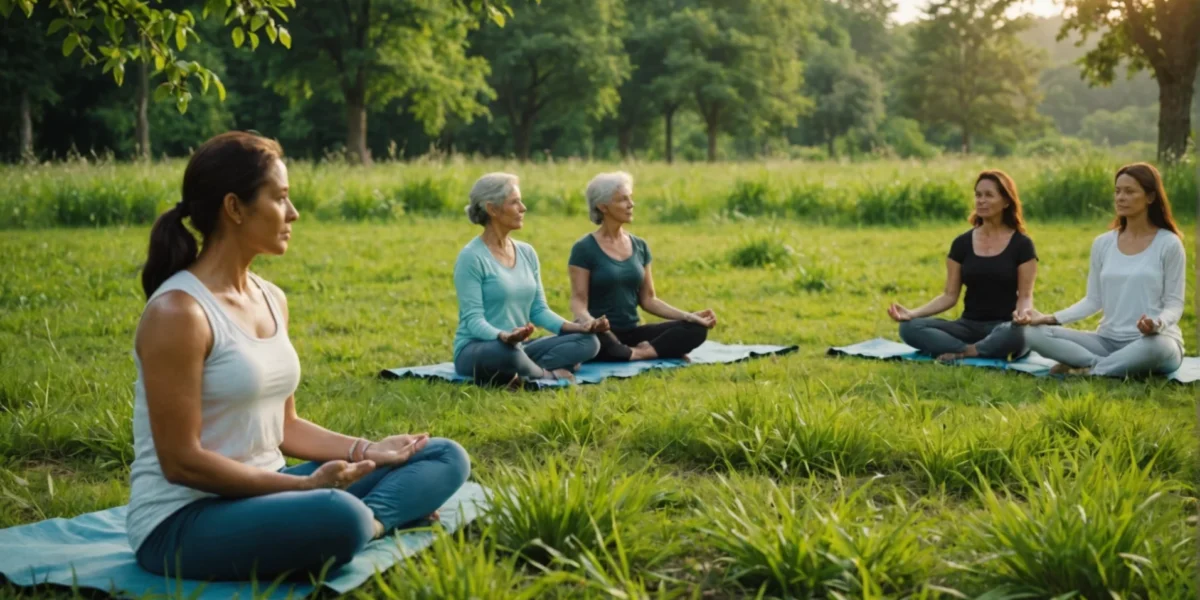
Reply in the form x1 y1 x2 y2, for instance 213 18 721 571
452 236 567 361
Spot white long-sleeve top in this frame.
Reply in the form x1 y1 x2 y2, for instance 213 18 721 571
1053 228 1186 348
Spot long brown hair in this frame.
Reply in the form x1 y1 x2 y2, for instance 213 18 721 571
140 131 284 298
969 170 1026 234
1111 162 1181 237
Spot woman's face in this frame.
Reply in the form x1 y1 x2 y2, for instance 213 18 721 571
974 178 1009 221
240 159 298 255
488 185 526 230
602 186 634 224
1114 173 1152 220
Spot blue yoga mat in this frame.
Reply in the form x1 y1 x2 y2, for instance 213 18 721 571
827 337 1200 383
0 482 489 600
380 340 799 387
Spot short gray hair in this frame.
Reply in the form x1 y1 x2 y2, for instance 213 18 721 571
585 171 633 225
466 172 519 225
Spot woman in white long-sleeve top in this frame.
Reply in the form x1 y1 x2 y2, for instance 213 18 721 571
1014 162 1185 377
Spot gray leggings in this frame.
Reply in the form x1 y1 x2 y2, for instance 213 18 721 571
899 318 1027 359
1024 326 1183 377
454 334 601 386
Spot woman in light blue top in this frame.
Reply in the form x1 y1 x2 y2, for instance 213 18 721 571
453 173 606 387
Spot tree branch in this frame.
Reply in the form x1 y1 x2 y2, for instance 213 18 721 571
1121 0 1165 70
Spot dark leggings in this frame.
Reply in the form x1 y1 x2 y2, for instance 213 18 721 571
595 321 708 361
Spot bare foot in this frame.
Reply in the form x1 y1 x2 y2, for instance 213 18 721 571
629 342 658 361
1049 363 1090 376
936 352 964 362
550 368 576 383
372 519 385 539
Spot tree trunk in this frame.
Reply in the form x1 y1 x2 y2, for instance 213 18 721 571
1156 73 1195 164
706 120 719 163
664 109 675 164
826 131 836 158
135 60 150 160
961 123 971 155
617 126 633 160
345 91 372 165
18 90 33 161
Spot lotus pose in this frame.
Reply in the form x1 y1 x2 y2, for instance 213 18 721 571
887 170 1036 361
129 132 470 582
1014 163 1185 377
569 171 716 362
453 172 604 386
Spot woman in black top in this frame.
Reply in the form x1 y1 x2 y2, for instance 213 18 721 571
886 170 1038 361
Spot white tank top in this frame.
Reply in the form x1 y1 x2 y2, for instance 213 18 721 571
126 270 301 552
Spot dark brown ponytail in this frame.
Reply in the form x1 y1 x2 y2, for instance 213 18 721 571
140 131 284 298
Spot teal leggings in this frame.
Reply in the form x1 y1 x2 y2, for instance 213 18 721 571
135 438 470 581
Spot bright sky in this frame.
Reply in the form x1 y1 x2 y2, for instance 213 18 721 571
891 0 1063 24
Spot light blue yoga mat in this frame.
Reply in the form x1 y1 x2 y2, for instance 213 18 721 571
0 482 490 600
827 337 1200 383
380 340 799 388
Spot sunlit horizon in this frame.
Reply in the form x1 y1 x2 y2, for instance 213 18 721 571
891 0 1064 24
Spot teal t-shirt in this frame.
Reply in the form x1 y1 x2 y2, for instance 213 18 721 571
568 233 652 331
452 237 567 361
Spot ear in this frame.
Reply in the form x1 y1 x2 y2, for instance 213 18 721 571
223 192 245 226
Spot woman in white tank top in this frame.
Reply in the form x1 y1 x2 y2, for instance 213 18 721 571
128 131 471 581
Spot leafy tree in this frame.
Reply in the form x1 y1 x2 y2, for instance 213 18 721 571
0 0 295 109
271 0 497 164
668 0 812 161
1058 0 1200 162
796 42 884 156
470 0 628 162
899 0 1045 153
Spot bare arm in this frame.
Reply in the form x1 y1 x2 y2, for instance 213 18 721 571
137 291 316 497
1014 259 1037 314
637 264 698 323
906 259 963 318
568 265 595 322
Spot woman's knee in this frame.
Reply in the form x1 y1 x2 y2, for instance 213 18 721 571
308 490 375 563
421 437 472 485
681 321 709 343
572 333 601 361
897 318 927 344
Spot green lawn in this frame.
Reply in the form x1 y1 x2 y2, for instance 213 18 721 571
0 217 1195 598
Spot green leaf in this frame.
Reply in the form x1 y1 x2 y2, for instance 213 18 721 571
266 22 277 43
278 27 291 49
232 26 245 48
249 31 259 50
251 15 265 32
113 62 125 86
176 92 191 114
47 19 69 35
175 28 187 50
154 54 165 71
154 83 172 103
62 33 80 57
199 72 210 94
213 75 227 102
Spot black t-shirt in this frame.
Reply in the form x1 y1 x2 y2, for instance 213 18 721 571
948 229 1038 322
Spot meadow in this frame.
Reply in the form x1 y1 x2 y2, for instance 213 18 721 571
0 158 1197 598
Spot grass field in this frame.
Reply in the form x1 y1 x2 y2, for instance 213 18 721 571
1 215 1196 598
2 155 1196 229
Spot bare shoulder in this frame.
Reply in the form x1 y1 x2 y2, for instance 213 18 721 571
136 290 212 359
255 276 290 324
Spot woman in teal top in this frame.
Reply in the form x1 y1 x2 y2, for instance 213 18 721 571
569 171 717 362
453 173 607 387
